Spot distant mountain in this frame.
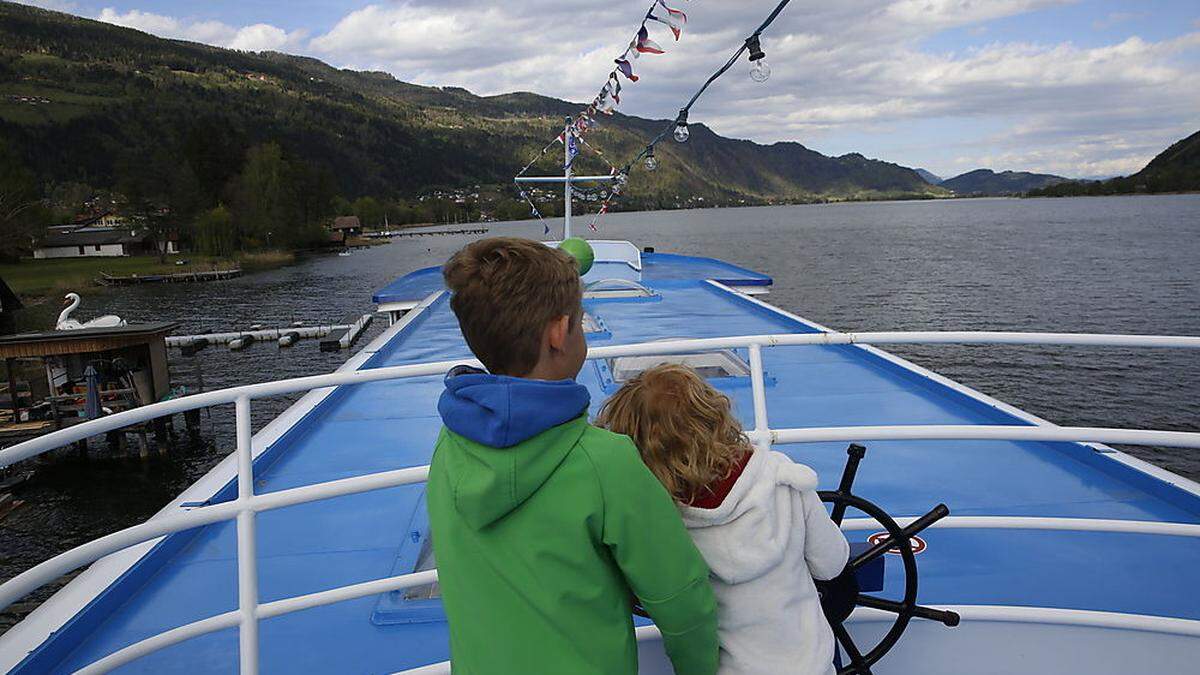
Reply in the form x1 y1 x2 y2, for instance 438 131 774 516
941 169 1069 196
914 168 943 184
0 1 944 211
1131 129 1200 188
1028 130 1200 197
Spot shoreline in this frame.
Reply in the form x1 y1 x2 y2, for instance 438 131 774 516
0 250 298 306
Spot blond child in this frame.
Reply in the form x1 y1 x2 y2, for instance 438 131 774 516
597 364 850 675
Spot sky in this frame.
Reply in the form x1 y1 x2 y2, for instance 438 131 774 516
18 0 1200 179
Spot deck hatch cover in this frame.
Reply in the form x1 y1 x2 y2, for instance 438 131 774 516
372 490 444 624
609 349 750 383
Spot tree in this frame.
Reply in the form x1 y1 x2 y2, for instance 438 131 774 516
351 196 384 228
193 205 236 256
115 148 186 261
0 140 49 261
228 143 288 249
286 160 337 248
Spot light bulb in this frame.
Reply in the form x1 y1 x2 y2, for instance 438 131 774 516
674 123 690 143
749 59 771 83
644 154 659 171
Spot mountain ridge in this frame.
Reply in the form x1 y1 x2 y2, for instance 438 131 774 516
914 168 943 184
0 1 944 211
1028 129 1200 197
941 169 1069 196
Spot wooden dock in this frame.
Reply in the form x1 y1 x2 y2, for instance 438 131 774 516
97 268 242 286
371 227 489 239
320 314 373 352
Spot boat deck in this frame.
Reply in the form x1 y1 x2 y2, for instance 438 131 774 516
8 252 1200 673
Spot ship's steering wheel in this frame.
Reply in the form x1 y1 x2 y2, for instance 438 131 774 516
817 444 960 675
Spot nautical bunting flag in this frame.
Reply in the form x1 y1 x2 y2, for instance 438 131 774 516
589 203 608 231
614 58 639 81
648 3 685 40
564 132 579 169
657 0 687 23
636 26 665 54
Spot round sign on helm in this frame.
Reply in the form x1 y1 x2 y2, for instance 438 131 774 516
559 237 595 276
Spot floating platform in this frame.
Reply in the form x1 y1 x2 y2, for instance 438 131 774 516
96 269 242 286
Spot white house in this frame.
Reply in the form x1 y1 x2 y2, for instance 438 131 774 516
33 228 157 259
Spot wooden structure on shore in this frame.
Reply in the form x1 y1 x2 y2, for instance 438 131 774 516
97 268 241 286
0 322 189 459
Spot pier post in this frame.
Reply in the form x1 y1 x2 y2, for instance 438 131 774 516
4 358 17 423
184 409 201 442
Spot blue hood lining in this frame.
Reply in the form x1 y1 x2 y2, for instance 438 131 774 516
438 366 591 448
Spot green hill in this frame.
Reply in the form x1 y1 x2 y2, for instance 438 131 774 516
1131 129 1200 189
940 169 1068 196
0 0 942 213
1029 130 1200 197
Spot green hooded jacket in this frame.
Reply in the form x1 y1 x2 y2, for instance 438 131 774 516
428 370 719 674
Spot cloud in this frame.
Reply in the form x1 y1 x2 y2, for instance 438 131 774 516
96 8 303 52
16 0 80 11
1092 11 1143 31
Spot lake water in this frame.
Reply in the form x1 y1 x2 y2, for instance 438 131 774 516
3 194 1199 630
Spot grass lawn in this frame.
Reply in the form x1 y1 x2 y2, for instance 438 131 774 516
0 251 294 301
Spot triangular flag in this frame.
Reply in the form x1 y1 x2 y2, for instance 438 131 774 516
636 26 665 54
657 0 687 23
648 12 683 40
614 58 639 81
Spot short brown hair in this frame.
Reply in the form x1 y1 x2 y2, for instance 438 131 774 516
443 237 582 376
596 364 750 503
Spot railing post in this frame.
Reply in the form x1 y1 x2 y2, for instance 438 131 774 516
234 396 259 674
748 343 770 450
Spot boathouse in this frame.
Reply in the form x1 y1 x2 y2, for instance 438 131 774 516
331 215 362 236
0 323 177 445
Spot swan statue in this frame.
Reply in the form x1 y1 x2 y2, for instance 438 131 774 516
56 293 126 330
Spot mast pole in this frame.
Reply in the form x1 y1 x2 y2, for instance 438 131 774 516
563 116 572 240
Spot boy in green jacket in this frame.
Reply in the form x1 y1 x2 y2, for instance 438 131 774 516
428 237 719 674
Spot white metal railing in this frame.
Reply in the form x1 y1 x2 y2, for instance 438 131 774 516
2 330 1200 674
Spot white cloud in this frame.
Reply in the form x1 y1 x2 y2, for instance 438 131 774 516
96 8 303 52
228 24 293 52
16 0 80 12
97 8 180 35
1092 11 1142 31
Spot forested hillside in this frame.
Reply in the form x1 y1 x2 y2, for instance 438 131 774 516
1029 130 1200 197
0 1 943 256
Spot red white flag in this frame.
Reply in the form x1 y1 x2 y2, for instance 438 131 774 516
647 13 683 40
614 58 639 81
636 26 665 54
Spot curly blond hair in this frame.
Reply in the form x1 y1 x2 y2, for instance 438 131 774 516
596 363 751 503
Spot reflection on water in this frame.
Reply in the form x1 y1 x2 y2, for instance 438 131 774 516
2 194 1199 631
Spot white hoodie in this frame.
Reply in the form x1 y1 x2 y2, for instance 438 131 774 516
679 449 850 675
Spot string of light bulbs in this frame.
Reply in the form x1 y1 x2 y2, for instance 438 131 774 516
578 0 792 229
628 0 793 174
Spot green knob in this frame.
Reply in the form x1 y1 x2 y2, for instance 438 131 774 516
559 237 595 276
